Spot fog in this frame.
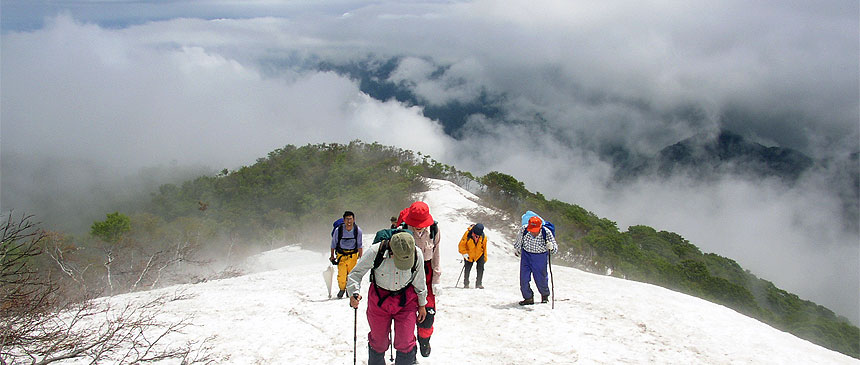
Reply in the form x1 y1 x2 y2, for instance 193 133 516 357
2 1 857 323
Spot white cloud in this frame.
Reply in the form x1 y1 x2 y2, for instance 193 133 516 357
1 2 857 323
1 15 454 173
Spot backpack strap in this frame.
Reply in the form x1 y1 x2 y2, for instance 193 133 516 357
429 221 438 240
336 224 344 252
521 226 548 244
369 241 419 307
335 223 359 255
369 241 389 284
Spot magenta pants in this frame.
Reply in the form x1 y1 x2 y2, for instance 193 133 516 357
366 284 418 354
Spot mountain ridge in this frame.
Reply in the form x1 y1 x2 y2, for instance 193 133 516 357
57 178 858 364
615 129 814 182
23 141 858 359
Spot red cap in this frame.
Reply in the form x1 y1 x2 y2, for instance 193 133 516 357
396 207 408 226
527 216 543 233
404 201 434 228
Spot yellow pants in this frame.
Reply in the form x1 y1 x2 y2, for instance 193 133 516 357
337 252 359 290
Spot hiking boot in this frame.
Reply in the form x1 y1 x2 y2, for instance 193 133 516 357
368 344 386 365
395 346 418 364
337 289 346 299
417 336 431 357
463 283 469 288
541 294 549 303
476 284 484 289
518 297 534 306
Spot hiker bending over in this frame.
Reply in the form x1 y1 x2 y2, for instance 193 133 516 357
348 232 427 365
401 201 440 357
514 216 557 305
331 211 363 299
458 223 487 289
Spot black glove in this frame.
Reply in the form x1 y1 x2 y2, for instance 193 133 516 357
330 257 339 265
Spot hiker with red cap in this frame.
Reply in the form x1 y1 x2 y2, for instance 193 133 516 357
514 215 558 305
401 201 441 358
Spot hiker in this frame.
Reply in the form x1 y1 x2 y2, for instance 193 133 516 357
348 232 427 365
401 201 440 358
514 216 557 305
458 223 487 289
390 216 398 229
330 211 363 299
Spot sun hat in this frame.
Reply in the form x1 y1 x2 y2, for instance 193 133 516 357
389 232 416 270
403 201 434 228
396 207 408 226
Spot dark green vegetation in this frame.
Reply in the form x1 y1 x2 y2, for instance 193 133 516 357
22 142 464 298
146 142 438 242
13 141 856 358
479 171 859 358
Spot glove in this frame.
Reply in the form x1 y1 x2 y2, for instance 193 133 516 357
546 242 555 251
462 253 469 261
432 284 440 296
330 257 339 265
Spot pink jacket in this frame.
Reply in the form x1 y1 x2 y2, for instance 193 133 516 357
411 225 441 284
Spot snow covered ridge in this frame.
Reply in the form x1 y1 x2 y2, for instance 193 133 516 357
62 179 857 364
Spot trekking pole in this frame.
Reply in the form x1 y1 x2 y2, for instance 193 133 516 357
353 294 358 365
388 325 394 363
455 260 465 288
548 252 555 309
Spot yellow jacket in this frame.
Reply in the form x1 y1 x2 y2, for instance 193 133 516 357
458 225 487 263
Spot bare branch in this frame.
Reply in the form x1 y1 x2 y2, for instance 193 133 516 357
1 213 211 365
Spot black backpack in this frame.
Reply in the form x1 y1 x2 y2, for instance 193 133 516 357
428 221 438 240
369 240 419 307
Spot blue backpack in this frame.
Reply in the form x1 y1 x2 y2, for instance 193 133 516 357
521 211 556 242
543 220 556 237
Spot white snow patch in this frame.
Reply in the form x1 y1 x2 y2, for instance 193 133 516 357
59 178 858 364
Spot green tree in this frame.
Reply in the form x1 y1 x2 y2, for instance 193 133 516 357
90 212 131 244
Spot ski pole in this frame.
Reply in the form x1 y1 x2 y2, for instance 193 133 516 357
548 252 555 309
353 293 358 365
455 260 465 288
389 325 393 363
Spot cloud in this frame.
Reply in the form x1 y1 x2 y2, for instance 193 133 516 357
388 56 487 106
1 15 455 173
581 173 859 324
1 2 857 324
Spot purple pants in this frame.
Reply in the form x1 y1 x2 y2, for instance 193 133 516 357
519 249 550 299
366 284 418 354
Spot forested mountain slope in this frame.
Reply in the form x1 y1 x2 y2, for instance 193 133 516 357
25 141 859 358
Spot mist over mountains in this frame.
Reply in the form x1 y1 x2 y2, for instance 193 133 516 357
615 130 813 182
1 2 857 324
314 57 859 234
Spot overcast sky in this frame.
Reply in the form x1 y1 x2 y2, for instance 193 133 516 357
2 1 858 323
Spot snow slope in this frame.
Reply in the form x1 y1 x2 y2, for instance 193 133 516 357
67 179 857 364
